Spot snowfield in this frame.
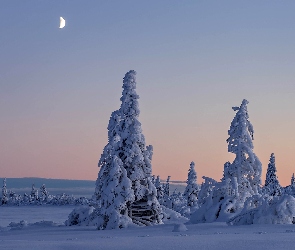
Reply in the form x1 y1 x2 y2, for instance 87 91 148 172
1 206 295 250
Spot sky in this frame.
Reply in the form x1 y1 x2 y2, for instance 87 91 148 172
1 1 295 186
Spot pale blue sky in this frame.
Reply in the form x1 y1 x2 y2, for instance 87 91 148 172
1 1 295 185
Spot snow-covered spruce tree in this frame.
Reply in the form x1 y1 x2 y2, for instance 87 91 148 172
1 178 8 205
264 153 282 196
30 184 38 202
163 176 172 208
40 184 49 202
94 70 161 228
191 100 262 224
284 173 295 196
23 193 30 204
183 161 199 208
164 176 171 198
226 99 262 205
155 175 164 205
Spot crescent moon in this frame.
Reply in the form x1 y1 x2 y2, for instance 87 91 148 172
59 17 66 29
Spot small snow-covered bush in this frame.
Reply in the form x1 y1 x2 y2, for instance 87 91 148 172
161 206 188 224
228 195 295 225
65 206 96 226
9 220 28 229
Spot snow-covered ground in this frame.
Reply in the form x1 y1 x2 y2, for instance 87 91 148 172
1 206 295 250
0 206 73 227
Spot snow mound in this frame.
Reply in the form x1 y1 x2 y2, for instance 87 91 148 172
161 206 189 224
228 195 295 225
65 205 135 230
9 220 28 229
8 220 61 230
172 223 188 232
65 205 95 226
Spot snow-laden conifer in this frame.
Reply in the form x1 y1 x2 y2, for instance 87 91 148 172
163 176 172 208
1 178 8 205
191 100 261 224
264 153 282 196
164 176 171 198
93 70 161 228
40 184 49 202
226 99 262 203
183 162 199 207
30 184 38 202
291 173 295 186
155 176 161 188
155 176 164 204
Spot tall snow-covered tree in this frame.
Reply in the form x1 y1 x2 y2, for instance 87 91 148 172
191 100 262 224
291 173 295 186
226 99 262 203
95 70 161 227
264 153 282 196
1 178 8 205
183 161 199 207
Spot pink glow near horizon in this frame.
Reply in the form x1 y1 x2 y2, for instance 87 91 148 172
1 2 295 187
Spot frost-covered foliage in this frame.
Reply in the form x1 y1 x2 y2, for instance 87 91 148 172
183 162 199 208
190 176 238 223
1 178 8 205
168 189 189 216
164 176 171 197
93 70 161 229
155 176 165 204
197 176 216 207
263 153 282 196
0 179 93 206
228 195 295 225
226 99 262 204
94 110 121 201
160 205 189 224
97 156 135 229
30 184 38 202
40 184 49 202
163 176 172 208
65 206 96 226
284 174 295 196
190 100 263 224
